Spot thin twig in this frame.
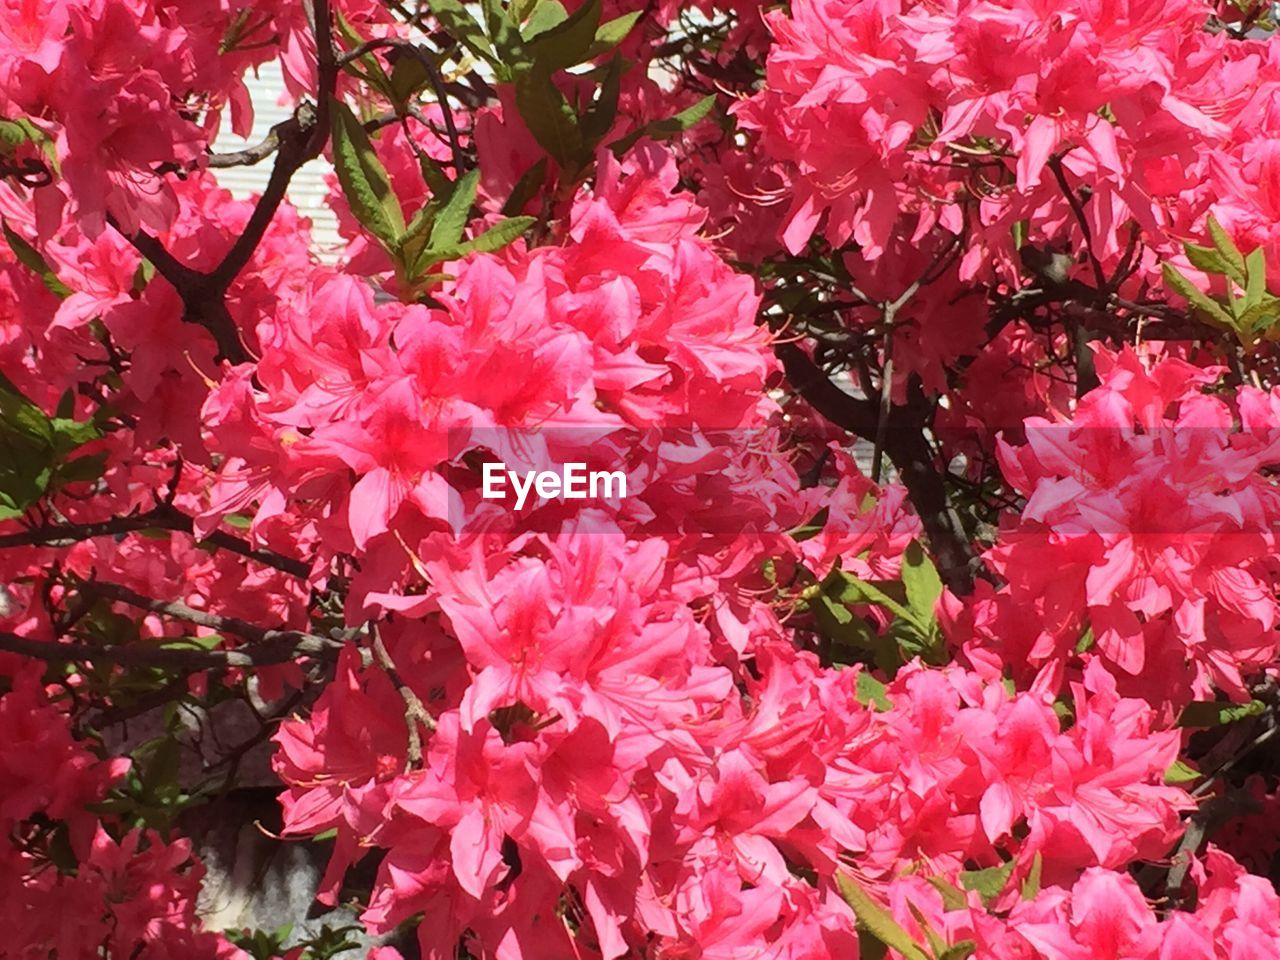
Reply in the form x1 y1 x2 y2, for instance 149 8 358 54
1048 154 1108 291
0 504 311 579
338 36 465 171
0 629 340 669
369 623 434 768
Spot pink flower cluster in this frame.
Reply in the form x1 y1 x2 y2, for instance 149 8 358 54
201 144 786 564
879 850 1280 959
0 669 239 958
0 0 301 235
738 0 1280 278
954 347 1280 712
273 593 1199 958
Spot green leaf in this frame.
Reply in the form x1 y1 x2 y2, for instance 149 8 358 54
0 117 45 154
959 859 1015 905
1020 852 1043 901
329 100 406 249
1245 246 1266 309
1164 759 1201 785
0 116 56 166
901 540 943 623
502 157 548 216
55 452 107 486
0 383 53 445
1011 220 1028 251
593 9 643 50
51 416 99 451
1162 262 1236 331
510 0 540 24
1074 625 1095 653
1182 243 1236 283
1207 215 1247 286
788 507 830 543
388 52 431 106
1177 699 1266 728
427 168 480 254
648 92 718 137
612 94 718 154
581 55 622 146
3 220 71 298
829 571 913 623
425 0 496 62
1239 297 1280 340
522 0 568 39
399 206 437 278
514 65 583 166
907 902 948 959
836 874 930 960
132 257 156 293
526 0 602 72
418 152 454 198
855 670 891 711
926 877 968 912
455 216 536 256
335 10 394 99
47 822 79 875
140 736 183 794
812 591 883 656
938 941 977 960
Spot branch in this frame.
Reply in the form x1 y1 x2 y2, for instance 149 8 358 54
0 505 312 579
108 219 249 365
777 343 980 594
370 623 434 769
206 112 400 169
776 342 877 436
209 106 316 289
1047 154 1108 292
80 579 300 645
309 0 339 157
104 0 339 366
0 629 341 669
205 125 285 169
211 0 337 289
338 37 466 171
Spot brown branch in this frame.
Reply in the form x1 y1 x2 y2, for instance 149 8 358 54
0 629 340 669
107 220 249 365
105 0 339 364
206 112 400 169
80 579 296 645
338 37 465 171
210 0 336 289
209 107 317 290
0 504 312 579
776 343 979 595
370 623 434 769
205 125 285 169
1048 153 1108 292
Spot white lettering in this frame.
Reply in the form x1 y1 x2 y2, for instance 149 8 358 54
509 469 537 510
562 462 586 499
590 470 627 500
535 471 561 499
480 462 628 507
482 461 506 499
